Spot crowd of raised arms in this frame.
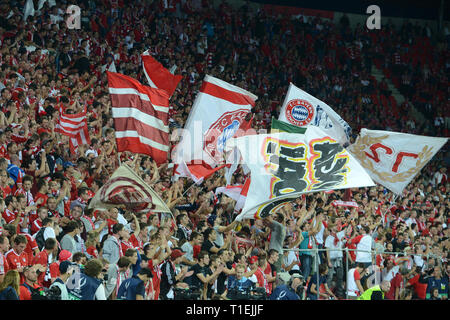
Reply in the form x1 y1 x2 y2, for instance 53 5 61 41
0 0 448 300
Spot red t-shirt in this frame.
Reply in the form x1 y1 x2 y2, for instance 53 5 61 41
19 282 41 300
385 273 403 300
32 250 50 287
5 249 29 271
408 274 427 300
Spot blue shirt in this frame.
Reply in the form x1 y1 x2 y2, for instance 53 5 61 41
117 276 146 300
299 231 313 256
306 273 328 295
227 276 254 293
426 277 449 299
269 284 300 300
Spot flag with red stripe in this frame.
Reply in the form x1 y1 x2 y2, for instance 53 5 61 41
141 50 182 97
55 108 90 154
172 74 257 168
107 71 170 165
173 161 230 185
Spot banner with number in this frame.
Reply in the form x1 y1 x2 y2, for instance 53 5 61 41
347 128 448 195
226 127 375 221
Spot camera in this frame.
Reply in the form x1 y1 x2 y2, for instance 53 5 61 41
31 286 62 300
174 286 202 300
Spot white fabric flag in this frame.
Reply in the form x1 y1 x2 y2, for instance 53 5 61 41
347 128 448 195
278 83 352 146
24 0 35 21
226 127 375 221
172 74 257 167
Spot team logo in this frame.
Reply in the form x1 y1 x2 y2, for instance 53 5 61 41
203 109 249 162
100 177 155 212
285 99 315 127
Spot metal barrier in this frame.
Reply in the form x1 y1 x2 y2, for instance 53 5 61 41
282 246 443 300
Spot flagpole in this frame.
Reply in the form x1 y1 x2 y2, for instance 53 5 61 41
182 182 196 197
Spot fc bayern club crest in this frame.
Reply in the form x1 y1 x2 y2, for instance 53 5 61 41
204 109 249 162
285 99 315 126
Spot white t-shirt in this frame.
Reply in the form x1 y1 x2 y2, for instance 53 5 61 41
324 230 346 260
382 265 399 282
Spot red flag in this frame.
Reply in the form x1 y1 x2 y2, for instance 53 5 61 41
141 50 182 97
55 108 90 154
107 71 170 164
174 161 230 184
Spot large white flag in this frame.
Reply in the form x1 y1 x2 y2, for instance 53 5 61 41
278 83 351 146
227 127 375 221
347 128 448 195
172 75 257 167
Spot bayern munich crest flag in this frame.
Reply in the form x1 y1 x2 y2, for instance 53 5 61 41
278 83 352 146
226 126 374 221
172 75 257 167
88 164 172 214
348 129 448 195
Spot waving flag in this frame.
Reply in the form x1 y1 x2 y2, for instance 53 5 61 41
348 129 448 195
172 75 257 168
227 127 374 221
107 71 170 164
278 83 351 145
173 161 229 185
141 50 182 97
215 185 244 202
55 108 90 154
88 164 171 214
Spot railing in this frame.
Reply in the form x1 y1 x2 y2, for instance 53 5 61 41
282 247 443 300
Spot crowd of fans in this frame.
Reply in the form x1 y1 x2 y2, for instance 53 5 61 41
0 0 448 301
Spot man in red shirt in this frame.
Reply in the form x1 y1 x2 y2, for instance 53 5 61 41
406 267 428 300
385 267 409 300
19 265 43 300
34 178 49 208
5 234 29 273
32 238 58 288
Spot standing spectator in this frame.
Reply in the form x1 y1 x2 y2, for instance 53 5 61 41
264 212 287 273
160 249 191 300
117 267 153 300
346 263 367 299
180 231 203 267
104 256 131 300
60 221 80 255
0 269 20 300
32 238 58 288
49 260 74 300
102 223 125 265
306 263 338 300
67 258 107 300
5 235 29 272
226 263 254 299
385 267 410 300
325 222 347 297
349 226 373 268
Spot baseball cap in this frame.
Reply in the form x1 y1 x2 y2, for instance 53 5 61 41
278 272 292 282
59 250 73 262
170 249 185 260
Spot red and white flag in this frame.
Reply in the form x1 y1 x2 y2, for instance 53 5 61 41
234 178 251 214
174 161 230 185
55 108 90 154
141 50 182 97
172 74 257 168
107 71 170 165
215 185 244 202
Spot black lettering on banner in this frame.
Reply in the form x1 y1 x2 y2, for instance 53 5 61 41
310 141 348 190
258 196 298 219
266 142 308 197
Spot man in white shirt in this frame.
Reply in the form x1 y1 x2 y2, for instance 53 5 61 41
325 223 348 297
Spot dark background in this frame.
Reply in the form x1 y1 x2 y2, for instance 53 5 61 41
251 0 449 21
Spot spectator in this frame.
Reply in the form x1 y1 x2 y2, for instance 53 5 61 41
269 270 303 300
60 220 80 254
160 248 190 300
102 223 125 265
67 258 107 300
426 266 448 300
0 269 20 300
5 234 29 272
48 260 74 300
346 262 367 299
306 263 337 300
117 267 153 300
31 237 58 288
226 263 254 299
104 256 131 300
19 265 43 300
